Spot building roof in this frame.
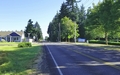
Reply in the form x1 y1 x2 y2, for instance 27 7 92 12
10 32 20 36
0 31 24 37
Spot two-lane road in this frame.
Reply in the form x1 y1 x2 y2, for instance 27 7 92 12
44 43 120 75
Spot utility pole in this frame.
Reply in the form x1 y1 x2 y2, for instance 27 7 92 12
58 23 61 42
75 23 76 43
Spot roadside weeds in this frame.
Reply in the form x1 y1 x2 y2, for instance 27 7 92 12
31 45 50 75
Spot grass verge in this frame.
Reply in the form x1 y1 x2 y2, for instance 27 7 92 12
75 42 120 52
0 42 42 75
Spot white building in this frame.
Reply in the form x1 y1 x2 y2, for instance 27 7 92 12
0 31 25 42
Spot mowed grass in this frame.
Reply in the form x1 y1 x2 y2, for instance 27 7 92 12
0 42 42 75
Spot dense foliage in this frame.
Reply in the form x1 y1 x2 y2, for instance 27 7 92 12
47 0 86 42
85 0 120 44
24 19 43 41
61 16 79 41
47 0 120 44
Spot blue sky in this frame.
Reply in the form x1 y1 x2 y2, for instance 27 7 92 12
0 0 101 38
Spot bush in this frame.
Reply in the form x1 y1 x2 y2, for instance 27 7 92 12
108 42 120 45
25 42 32 47
18 42 25 48
89 40 105 44
18 42 32 48
0 39 6 42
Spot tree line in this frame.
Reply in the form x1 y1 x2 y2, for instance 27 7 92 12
47 0 85 42
47 0 120 44
85 0 120 44
24 19 43 41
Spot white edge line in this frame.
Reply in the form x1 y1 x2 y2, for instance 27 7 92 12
45 45 63 75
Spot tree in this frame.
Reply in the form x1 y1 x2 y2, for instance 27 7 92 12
77 4 86 38
85 3 104 40
45 36 49 41
59 2 70 20
34 22 43 41
24 19 43 41
24 19 35 38
84 0 120 44
47 12 60 42
66 0 81 21
61 16 79 41
98 0 116 44
111 0 120 34
59 0 80 22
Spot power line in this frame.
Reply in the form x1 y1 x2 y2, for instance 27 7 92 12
79 0 95 11
82 0 89 5
79 0 89 7
85 0 94 8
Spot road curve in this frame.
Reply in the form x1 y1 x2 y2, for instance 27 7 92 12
44 42 120 75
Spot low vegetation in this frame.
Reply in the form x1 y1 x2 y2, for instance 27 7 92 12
18 42 32 48
75 40 120 52
89 40 120 45
0 42 42 75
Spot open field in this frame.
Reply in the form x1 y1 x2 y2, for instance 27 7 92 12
0 42 42 75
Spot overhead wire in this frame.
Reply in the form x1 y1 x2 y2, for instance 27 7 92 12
79 0 95 11
79 0 89 7
84 0 94 8
83 0 89 5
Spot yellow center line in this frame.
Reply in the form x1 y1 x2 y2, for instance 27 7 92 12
62 46 120 70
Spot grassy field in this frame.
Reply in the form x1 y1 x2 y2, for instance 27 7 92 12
0 42 42 75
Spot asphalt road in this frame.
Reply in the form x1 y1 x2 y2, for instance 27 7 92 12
44 42 120 75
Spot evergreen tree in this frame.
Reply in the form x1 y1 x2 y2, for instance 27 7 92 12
24 19 43 41
47 12 60 41
66 0 80 21
59 0 80 22
34 22 43 41
78 4 86 38
59 2 70 20
24 19 34 38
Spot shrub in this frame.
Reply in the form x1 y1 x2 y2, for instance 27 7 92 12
18 42 25 48
25 42 32 47
89 40 120 45
18 42 32 48
89 40 105 44
0 39 6 42
108 42 120 45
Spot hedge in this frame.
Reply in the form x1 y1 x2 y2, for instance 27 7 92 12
89 40 105 44
89 40 120 45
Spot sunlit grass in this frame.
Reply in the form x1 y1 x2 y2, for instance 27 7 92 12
75 42 120 52
0 42 42 75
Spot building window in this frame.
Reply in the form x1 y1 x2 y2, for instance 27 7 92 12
14 38 16 40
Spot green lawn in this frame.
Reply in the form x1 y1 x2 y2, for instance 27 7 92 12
0 42 42 75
